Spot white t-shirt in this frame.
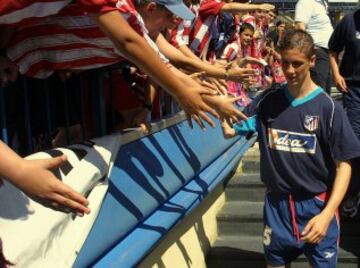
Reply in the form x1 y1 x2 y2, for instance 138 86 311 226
295 0 333 48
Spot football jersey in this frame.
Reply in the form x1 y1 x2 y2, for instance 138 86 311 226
234 86 360 195
188 0 224 57
169 4 199 48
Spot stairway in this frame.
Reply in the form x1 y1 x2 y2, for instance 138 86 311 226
206 144 360 267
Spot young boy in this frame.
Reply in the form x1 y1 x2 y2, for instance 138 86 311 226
227 29 360 267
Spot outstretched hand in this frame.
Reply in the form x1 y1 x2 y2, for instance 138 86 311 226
206 95 248 124
228 67 257 83
12 155 90 216
176 85 220 129
236 56 268 68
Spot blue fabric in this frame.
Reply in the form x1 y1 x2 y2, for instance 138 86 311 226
233 115 258 135
283 87 323 107
264 192 339 267
328 10 360 83
344 84 360 139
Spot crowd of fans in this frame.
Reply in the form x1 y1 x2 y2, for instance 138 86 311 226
0 0 289 194
1 0 360 266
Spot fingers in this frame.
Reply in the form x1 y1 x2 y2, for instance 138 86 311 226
53 184 90 215
339 79 348 93
218 78 227 89
227 109 247 123
301 220 323 244
196 85 215 96
197 111 215 128
200 80 218 92
138 123 151 134
241 68 258 75
190 71 205 79
201 102 220 120
192 114 206 129
186 114 194 129
301 220 312 238
42 154 68 169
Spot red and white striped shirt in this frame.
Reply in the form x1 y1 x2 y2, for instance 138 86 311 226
0 0 118 27
169 4 199 48
221 40 253 62
188 0 224 58
7 0 168 78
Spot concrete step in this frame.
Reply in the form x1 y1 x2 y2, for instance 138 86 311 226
217 201 263 236
207 235 360 268
242 150 260 161
218 201 360 237
241 159 260 173
225 173 265 202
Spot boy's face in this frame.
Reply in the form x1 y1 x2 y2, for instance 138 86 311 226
142 3 176 34
268 11 275 22
277 23 285 34
281 48 315 88
240 29 254 46
253 10 264 21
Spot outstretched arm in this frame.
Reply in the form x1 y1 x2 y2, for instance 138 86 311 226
0 140 91 215
93 11 219 127
156 33 256 83
221 3 274 14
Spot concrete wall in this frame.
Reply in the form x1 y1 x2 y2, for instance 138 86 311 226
138 183 226 268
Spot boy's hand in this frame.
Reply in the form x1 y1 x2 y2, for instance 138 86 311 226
208 95 248 123
228 67 257 83
237 57 267 68
176 86 219 129
333 73 348 93
133 108 152 134
11 155 91 216
301 211 333 244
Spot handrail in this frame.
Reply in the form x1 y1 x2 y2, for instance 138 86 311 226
73 114 256 267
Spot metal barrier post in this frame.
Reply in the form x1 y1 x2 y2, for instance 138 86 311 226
90 70 106 137
22 78 33 154
62 81 71 145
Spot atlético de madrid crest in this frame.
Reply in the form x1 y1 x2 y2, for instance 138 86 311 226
304 115 319 132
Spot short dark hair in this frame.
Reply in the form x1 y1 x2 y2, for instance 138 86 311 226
279 29 315 58
240 23 255 34
276 20 285 27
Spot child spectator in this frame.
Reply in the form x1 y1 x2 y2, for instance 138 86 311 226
262 37 286 88
221 22 256 106
183 0 273 59
226 29 360 267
